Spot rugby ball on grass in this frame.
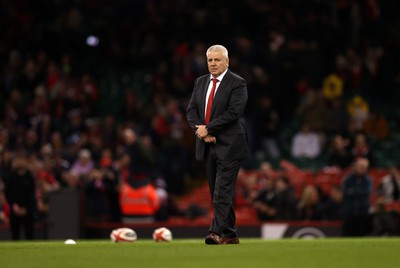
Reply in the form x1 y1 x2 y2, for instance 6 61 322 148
153 227 173 242
110 227 137 242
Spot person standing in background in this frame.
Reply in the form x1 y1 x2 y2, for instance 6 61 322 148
186 44 249 244
342 157 372 236
4 156 36 240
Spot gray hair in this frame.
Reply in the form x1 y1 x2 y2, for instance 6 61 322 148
206 45 228 58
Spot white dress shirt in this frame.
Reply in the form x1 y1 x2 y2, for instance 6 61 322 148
204 69 228 115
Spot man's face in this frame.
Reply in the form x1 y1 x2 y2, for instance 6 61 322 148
207 50 229 77
354 158 369 175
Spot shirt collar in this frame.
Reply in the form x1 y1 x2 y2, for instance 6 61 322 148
210 69 228 82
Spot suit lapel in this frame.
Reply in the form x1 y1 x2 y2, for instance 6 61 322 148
200 76 211 122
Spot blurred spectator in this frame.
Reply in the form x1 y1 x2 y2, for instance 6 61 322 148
24 129 40 155
350 132 374 166
118 128 162 222
257 161 277 184
325 97 350 135
235 169 259 207
64 134 82 164
377 165 400 204
119 179 160 223
373 164 400 236
274 176 297 220
362 106 389 141
157 98 189 195
295 89 329 132
36 158 60 221
122 128 158 187
62 171 81 189
297 185 323 220
291 122 322 159
99 149 122 222
3 156 37 240
63 109 85 144
26 152 43 178
39 143 53 161
347 95 369 131
326 134 353 169
101 115 118 148
253 176 277 221
0 149 13 180
319 185 343 220
154 177 169 221
70 149 95 180
50 131 67 157
342 157 372 236
84 168 112 222
51 152 71 187
371 196 399 236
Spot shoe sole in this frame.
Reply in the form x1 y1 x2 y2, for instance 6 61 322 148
221 238 240 244
221 241 240 244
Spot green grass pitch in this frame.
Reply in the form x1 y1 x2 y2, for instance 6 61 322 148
0 238 399 268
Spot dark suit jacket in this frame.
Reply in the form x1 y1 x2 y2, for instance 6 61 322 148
186 70 250 161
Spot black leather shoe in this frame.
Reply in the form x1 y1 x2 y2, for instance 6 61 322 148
221 237 240 244
205 233 222 245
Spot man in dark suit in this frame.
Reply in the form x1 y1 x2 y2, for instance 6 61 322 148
342 157 372 236
186 44 249 244
4 156 36 240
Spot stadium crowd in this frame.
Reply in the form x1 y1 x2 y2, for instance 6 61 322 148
1 0 400 238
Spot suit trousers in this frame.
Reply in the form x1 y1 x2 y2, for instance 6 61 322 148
9 211 34 240
205 144 240 238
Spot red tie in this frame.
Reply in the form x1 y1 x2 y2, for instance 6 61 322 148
205 78 218 124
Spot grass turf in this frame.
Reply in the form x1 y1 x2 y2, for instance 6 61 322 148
0 238 399 268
